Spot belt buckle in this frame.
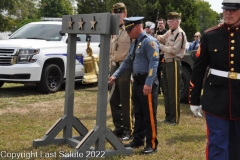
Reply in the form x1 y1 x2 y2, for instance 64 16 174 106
228 72 238 79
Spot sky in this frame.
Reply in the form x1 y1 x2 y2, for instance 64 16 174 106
204 0 223 13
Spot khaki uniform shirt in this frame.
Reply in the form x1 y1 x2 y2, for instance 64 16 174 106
156 26 187 59
110 25 131 63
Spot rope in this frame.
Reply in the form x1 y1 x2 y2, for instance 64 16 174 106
107 83 115 104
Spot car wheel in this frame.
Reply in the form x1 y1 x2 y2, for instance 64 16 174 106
0 81 4 88
37 64 63 93
180 65 191 103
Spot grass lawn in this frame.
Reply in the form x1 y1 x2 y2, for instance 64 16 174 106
0 83 206 160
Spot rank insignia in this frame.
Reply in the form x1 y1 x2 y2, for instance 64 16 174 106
148 68 153 76
153 51 158 57
138 42 142 49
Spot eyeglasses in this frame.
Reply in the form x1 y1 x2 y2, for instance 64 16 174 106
194 36 199 37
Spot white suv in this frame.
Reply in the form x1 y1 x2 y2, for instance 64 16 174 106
0 21 100 93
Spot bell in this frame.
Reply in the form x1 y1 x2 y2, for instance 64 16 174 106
82 40 99 84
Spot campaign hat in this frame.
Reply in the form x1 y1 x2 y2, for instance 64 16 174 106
168 12 181 20
112 3 126 13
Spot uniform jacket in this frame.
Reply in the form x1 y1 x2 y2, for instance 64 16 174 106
112 32 159 86
110 25 131 62
156 26 187 59
189 23 240 119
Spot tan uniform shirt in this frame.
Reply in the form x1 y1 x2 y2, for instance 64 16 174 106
110 25 131 63
156 26 187 59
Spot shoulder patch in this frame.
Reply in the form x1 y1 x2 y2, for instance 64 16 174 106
178 34 182 40
204 23 223 33
148 41 156 49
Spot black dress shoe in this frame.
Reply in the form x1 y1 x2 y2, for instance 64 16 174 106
141 147 157 154
121 134 133 141
124 141 144 148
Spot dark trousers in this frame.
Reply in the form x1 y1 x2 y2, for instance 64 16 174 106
162 60 181 123
109 65 133 135
132 80 158 149
205 113 240 160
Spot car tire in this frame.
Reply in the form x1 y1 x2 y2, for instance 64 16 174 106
0 81 4 88
37 64 63 93
180 65 191 103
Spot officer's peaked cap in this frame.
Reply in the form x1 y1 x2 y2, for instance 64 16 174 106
112 2 126 13
168 12 181 20
222 0 240 10
123 17 144 32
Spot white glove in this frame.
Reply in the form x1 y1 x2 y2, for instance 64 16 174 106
190 105 203 118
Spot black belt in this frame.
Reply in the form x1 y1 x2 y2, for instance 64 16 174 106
164 58 180 63
133 73 148 84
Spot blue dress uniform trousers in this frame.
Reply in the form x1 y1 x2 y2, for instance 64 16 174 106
205 113 240 160
132 76 158 149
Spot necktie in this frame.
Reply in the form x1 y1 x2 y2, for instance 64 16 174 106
132 39 138 61
131 39 138 72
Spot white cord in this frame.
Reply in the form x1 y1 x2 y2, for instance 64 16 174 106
107 83 115 103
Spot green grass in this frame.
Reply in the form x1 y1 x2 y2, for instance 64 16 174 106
0 83 206 160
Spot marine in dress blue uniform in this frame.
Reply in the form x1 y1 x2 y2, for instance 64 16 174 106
108 17 159 154
189 0 240 159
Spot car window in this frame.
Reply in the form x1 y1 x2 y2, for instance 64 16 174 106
10 24 62 41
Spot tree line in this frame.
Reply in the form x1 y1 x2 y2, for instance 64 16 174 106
0 0 221 41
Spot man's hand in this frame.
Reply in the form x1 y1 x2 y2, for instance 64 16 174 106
143 85 152 95
190 105 203 118
108 76 116 85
